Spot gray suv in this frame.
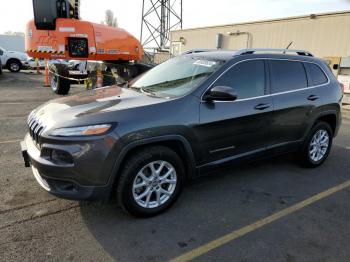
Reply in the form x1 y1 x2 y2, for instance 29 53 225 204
21 49 342 217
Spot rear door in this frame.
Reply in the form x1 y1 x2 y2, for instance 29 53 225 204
268 59 324 147
196 59 273 163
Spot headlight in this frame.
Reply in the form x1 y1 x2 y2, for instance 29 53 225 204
50 124 112 137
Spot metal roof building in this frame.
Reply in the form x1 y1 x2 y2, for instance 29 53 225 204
170 10 350 58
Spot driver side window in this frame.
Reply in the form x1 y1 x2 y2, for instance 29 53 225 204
0 49 3 56
214 60 266 100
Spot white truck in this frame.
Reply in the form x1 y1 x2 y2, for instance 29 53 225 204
0 46 28 72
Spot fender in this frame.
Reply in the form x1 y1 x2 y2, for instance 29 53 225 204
304 109 339 140
106 134 198 192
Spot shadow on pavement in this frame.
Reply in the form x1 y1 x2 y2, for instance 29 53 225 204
79 149 350 262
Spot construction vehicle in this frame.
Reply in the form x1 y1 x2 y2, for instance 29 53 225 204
26 0 152 94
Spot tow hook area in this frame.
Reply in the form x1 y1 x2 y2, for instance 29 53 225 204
20 141 31 167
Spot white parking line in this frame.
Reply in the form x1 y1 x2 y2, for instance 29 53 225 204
0 139 22 145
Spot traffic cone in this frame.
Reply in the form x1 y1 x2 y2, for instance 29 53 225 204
43 60 50 87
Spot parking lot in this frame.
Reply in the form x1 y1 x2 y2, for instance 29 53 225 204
1 70 350 262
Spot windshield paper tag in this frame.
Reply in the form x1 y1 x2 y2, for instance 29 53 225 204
193 60 217 67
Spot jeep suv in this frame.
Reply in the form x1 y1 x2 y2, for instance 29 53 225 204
21 49 342 217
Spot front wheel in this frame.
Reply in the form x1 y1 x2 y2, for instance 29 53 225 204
7 59 21 72
117 146 185 217
49 64 71 95
299 121 333 167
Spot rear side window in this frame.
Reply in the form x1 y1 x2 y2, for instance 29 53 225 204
214 60 266 99
269 60 307 93
304 63 328 86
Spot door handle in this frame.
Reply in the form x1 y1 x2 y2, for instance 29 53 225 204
307 95 320 101
254 103 271 110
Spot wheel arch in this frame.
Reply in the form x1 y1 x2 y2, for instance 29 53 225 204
108 135 197 196
6 58 22 68
313 110 339 137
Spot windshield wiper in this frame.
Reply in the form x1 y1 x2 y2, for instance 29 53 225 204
140 87 157 96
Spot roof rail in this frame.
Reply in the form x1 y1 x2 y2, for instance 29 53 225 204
235 48 314 57
182 49 216 55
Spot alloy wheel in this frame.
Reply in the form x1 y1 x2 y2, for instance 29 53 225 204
309 129 329 162
10 62 19 72
50 75 58 91
132 160 177 209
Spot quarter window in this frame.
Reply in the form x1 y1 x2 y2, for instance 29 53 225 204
214 60 266 99
269 60 308 93
304 63 328 86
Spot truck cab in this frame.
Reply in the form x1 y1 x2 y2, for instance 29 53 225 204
0 46 28 73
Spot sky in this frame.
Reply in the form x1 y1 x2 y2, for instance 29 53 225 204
1 0 350 40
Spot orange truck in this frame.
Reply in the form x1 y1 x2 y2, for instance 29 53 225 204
26 0 152 94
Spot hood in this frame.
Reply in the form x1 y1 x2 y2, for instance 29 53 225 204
8 51 28 60
31 85 167 130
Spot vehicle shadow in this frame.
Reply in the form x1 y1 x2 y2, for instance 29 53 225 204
79 148 347 262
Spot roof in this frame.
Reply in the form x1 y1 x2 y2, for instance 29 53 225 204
172 10 350 33
184 48 317 62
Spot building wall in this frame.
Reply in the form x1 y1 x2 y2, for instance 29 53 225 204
0 35 25 52
170 11 350 58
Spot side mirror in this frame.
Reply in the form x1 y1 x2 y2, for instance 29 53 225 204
203 86 238 102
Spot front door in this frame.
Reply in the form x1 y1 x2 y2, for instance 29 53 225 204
195 59 273 164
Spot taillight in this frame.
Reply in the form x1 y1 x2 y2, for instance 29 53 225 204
339 82 345 93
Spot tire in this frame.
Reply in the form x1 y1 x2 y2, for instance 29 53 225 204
299 121 333 168
0 64 2 75
117 146 185 217
102 71 117 87
49 64 71 95
7 59 21 72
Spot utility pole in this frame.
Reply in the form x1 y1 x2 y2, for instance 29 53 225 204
140 0 183 51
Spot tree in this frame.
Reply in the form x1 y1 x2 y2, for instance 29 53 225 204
103 9 118 27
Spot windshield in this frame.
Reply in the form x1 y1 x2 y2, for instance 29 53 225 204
130 56 223 98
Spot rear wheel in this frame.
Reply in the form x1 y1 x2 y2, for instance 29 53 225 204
299 121 333 167
7 59 21 72
117 146 185 217
49 64 71 95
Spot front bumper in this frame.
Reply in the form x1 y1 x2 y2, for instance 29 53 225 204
21 133 121 201
20 60 29 67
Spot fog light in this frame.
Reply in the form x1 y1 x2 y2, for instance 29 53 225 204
50 150 73 165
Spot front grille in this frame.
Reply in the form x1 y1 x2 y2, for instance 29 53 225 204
27 114 46 145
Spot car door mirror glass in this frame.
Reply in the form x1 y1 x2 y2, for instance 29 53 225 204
204 86 238 102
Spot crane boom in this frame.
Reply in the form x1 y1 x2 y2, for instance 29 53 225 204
26 0 144 62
